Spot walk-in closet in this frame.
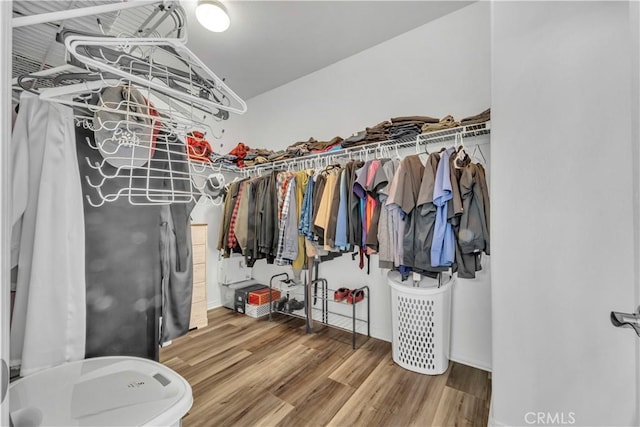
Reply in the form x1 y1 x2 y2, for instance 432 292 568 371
2 1 640 427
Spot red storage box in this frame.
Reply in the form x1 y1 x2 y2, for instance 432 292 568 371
248 288 281 306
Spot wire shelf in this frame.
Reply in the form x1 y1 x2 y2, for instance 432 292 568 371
12 1 185 80
224 122 491 175
310 308 369 336
12 1 245 207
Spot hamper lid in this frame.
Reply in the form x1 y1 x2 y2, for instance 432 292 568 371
9 356 192 427
387 270 453 295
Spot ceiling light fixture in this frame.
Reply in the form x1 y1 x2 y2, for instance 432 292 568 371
196 0 230 33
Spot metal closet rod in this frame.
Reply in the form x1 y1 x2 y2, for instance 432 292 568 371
229 122 491 175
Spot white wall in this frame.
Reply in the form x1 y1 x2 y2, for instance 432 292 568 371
208 2 492 370
242 4 490 149
491 2 638 426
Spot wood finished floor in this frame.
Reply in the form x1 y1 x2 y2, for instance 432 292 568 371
160 307 491 427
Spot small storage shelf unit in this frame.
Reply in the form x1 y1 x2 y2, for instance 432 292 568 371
313 278 370 350
268 273 370 349
267 273 308 323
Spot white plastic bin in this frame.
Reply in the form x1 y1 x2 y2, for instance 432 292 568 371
387 271 454 375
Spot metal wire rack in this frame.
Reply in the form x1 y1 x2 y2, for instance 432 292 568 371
12 1 243 207
222 122 491 176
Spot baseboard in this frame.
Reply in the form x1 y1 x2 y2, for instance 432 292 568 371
449 355 492 373
207 301 222 310
488 398 508 427
488 412 506 427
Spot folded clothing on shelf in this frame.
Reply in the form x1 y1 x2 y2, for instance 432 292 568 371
310 136 344 153
229 142 251 167
219 112 482 168
389 123 422 140
363 120 391 143
243 156 270 167
460 108 490 126
251 147 275 156
341 130 366 147
390 115 439 124
422 115 461 133
211 154 237 164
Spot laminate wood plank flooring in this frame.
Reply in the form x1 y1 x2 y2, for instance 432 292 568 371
160 307 491 427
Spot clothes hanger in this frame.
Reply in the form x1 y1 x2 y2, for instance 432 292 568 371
470 144 487 165
63 34 248 116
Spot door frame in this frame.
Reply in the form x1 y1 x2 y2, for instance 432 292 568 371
0 1 12 425
632 0 640 422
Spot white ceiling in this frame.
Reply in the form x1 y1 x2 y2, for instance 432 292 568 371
182 1 473 100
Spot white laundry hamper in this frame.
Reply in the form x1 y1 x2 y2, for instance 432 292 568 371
9 356 192 427
387 271 454 375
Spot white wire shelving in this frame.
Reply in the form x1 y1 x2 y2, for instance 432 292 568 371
218 121 491 176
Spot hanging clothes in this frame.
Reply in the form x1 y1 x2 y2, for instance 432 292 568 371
377 158 400 269
431 147 456 267
292 170 310 279
365 159 391 253
325 167 343 249
215 140 490 281
227 181 246 250
311 173 327 244
276 171 293 220
363 160 382 254
217 180 237 256
459 162 489 254
244 177 259 267
413 152 448 274
453 162 491 278
159 138 196 343
275 177 298 265
477 163 491 255
258 171 280 263
334 169 349 251
299 175 315 241
345 160 364 249
386 155 424 273
10 92 86 376
353 160 373 248
235 180 251 254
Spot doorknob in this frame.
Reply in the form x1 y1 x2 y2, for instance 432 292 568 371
611 306 640 337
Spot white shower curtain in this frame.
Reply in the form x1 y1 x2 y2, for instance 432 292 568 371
10 92 86 376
